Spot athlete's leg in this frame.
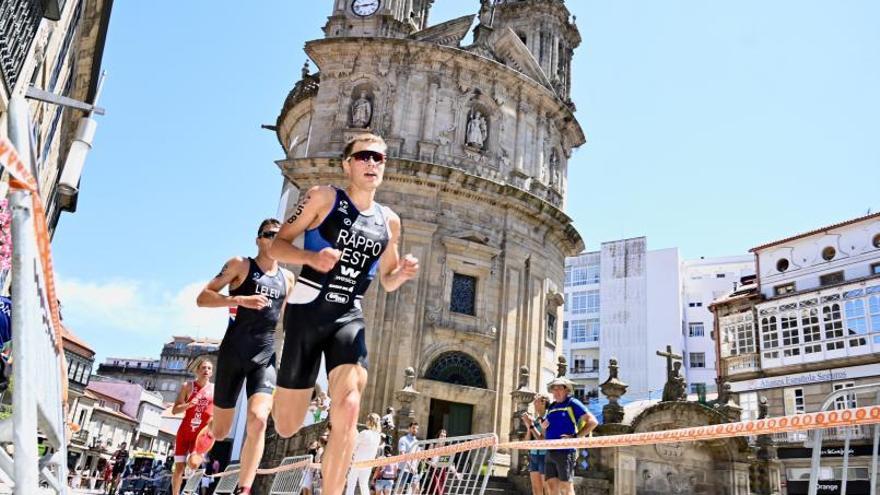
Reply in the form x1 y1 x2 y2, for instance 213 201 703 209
272 387 314 437
211 407 236 440
236 392 273 489
323 363 369 495
275 305 322 437
171 462 186 495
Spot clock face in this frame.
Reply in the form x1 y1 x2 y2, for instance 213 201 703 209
351 0 380 17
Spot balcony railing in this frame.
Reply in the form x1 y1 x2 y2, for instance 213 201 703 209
756 426 870 446
723 353 760 374
569 367 600 379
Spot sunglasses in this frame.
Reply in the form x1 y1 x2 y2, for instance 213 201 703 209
348 150 386 163
258 231 278 239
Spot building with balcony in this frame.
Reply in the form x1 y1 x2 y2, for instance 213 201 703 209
680 256 754 396
86 377 167 454
711 212 880 494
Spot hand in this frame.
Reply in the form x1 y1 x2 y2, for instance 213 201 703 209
397 254 419 281
309 248 342 273
541 419 550 430
521 413 533 426
234 294 270 310
560 434 571 439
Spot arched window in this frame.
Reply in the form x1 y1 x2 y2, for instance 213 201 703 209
425 352 487 389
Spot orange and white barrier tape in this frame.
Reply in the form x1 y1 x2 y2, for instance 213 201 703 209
498 405 880 450
0 137 67 397
194 406 880 479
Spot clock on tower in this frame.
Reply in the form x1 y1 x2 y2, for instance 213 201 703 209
351 0 380 17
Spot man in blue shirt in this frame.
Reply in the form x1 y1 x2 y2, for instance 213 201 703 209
541 377 598 495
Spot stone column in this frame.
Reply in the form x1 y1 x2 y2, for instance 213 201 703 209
513 97 527 173
394 367 420 446
509 366 536 474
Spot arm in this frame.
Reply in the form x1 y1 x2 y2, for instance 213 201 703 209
196 257 267 309
269 186 340 271
576 412 599 437
378 211 419 292
171 383 194 415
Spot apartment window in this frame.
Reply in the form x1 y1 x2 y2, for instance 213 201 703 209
869 295 880 332
566 265 600 286
871 262 880 275
819 271 845 286
874 234 880 248
562 321 568 340
450 273 477 315
845 299 867 336
688 352 705 368
833 382 857 410
546 313 557 344
823 304 844 339
570 292 586 314
774 283 796 296
739 392 759 421
761 316 779 350
801 308 821 342
780 313 799 346
569 319 599 343
784 387 806 414
688 301 703 308
688 322 705 337
716 273 726 278
585 290 599 313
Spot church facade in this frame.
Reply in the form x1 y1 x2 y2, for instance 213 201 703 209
273 0 585 442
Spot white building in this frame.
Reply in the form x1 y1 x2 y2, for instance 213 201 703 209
713 212 880 494
680 256 755 396
564 237 683 401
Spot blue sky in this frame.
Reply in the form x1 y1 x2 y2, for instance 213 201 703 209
52 1 880 365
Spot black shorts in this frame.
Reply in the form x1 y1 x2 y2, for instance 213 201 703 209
213 342 277 409
543 450 576 482
277 303 368 389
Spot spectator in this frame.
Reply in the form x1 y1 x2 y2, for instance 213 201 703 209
427 429 459 495
372 446 397 495
397 422 420 495
541 378 598 495
521 393 550 495
346 413 383 495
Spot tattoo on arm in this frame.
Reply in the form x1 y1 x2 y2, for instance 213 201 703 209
214 262 229 279
286 192 312 224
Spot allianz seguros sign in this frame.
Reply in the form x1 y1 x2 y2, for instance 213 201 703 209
729 363 879 392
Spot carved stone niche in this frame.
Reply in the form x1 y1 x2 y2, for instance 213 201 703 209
439 231 501 332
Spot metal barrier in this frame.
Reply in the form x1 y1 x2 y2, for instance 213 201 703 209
0 98 69 494
214 463 242 494
268 455 312 495
389 433 496 495
181 468 205 495
808 383 880 495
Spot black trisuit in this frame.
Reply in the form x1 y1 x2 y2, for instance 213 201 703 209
278 187 390 389
214 258 286 408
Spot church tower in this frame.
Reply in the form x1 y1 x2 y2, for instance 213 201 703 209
272 0 585 454
323 0 434 38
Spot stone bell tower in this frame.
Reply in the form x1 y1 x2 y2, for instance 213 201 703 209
274 0 585 446
323 0 434 38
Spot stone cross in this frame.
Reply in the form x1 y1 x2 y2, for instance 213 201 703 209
656 345 682 378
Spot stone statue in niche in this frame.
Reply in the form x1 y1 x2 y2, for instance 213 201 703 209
549 149 560 188
466 110 488 148
351 91 373 128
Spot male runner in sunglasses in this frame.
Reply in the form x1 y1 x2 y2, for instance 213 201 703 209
269 133 419 495
190 218 295 494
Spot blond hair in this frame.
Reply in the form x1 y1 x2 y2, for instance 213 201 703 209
366 413 382 432
342 133 387 159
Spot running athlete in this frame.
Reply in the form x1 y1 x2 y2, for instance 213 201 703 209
171 358 215 495
191 218 294 494
269 133 419 495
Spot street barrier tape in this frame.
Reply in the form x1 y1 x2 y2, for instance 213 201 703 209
497 405 880 450
201 405 880 480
